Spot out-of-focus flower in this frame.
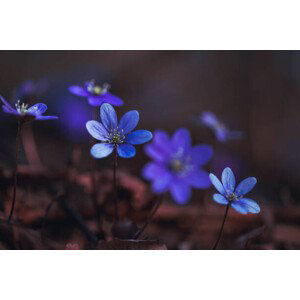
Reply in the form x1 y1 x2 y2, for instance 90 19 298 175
14 79 48 101
143 128 213 204
200 111 243 142
0 95 58 122
69 80 123 107
209 167 260 214
86 103 152 158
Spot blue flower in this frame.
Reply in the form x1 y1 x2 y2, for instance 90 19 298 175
14 79 48 100
209 167 260 214
143 128 213 204
86 103 152 158
201 111 243 142
0 95 58 122
69 80 123 107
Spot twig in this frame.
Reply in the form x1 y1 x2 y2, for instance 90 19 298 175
134 194 164 240
40 198 56 240
57 194 98 245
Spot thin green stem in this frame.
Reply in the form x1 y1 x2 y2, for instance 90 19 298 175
113 148 118 222
213 204 230 250
90 107 102 233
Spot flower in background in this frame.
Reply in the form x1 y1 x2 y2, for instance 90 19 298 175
200 111 243 142
209 167 260 214
86 103 152 158
14 79 48 101
0 95 58 122
143 128 213 204
69 80 123 107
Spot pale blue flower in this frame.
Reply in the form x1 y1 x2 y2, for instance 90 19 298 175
0 95 58 122
209 167 260 214
201 111 243 142
86 103 152 158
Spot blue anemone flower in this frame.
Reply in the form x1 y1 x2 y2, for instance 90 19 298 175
209 167 260 214
86 103 152 158
201 111 243 142
143 128 213 204
69 80 123 107
0 95 58 122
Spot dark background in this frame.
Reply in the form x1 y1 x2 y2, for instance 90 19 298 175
0 51 299 249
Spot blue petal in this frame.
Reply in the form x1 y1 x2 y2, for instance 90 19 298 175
142 163 172 193
144 143 169 163
185 169 211 189
213 193 229 205
152 176 172 193
2 105 19 115
35 115 58 120
201 111 219 128
100 103 118 130
216 128 229 142
153 130 171 146
102 92 123 106
231 202 248 214
91 143 114 158
170 179 191 204
118 110 139 134
142 162 166 180
27 103 47 115
235 177 257 197
0 95 14 111
88 96 104 106
172 128 191 152
209 173 226 195
86 120 108 141
69 86 88 97
221 167 236 194
189 145 213 166
144 130 171 162
126 130 152 145
238 198 260 214
117 143 136 158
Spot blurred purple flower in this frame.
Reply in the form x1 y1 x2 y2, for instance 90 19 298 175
14 79 48 100
209 167 260 214
143 128 213 204
86 103 152 159
200 111 243 142
69 80 123 107
0 95 58 123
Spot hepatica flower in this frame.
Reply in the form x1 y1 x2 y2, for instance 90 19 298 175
69 80 123 107
0 95 58 122
201 111 243 142
209 167 260 214
143 128 213 204
86 103 152 158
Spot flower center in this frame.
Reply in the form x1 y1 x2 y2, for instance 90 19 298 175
169 149 193 176
170 159 185 173
15 100 29 114
86 80 110 96
107 128 125 144
227 193 239 202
